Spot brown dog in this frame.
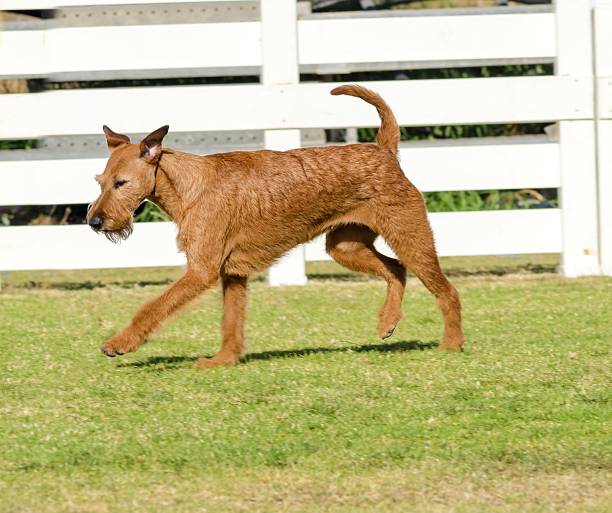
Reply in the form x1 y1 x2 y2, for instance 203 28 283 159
87 85 464 367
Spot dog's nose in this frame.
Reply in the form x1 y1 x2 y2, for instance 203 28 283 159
89 215 104 231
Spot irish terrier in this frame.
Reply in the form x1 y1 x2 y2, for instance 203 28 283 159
87 85 464 368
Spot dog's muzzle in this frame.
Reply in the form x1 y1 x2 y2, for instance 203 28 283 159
89 215 104 232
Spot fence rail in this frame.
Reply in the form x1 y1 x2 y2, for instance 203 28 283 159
1 0 242 8
1 0 611 281
0 77 593 137
0 209 562 271
0 137 560 207
1 11 556 79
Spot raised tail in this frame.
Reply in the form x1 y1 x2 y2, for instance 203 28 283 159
331 84 400 156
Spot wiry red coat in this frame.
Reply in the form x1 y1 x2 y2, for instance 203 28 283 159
87 85 464 368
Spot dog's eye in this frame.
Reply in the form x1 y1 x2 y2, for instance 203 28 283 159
114 179 128 189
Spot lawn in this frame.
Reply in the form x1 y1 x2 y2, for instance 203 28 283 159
0 260 610 513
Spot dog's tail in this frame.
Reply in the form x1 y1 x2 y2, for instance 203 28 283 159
331 84 400 156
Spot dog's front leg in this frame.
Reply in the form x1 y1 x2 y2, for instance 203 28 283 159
101 267 216 357
196 274 247 368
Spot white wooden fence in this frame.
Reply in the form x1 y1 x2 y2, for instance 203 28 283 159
0 0 611 283
595 0 612 276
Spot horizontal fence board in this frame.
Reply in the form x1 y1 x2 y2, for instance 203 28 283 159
0 223 185 271
1 12 555 79
305 209 562 261
0 30 46 78
406 209 561 256
299 13 555 66
0 158 102 206
0 0 244 8
400 141 560 192
0 78 592 139
0 141 560 206
0 209 561 271
0 23 260 78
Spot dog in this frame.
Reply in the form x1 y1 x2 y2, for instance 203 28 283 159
87 85 464 368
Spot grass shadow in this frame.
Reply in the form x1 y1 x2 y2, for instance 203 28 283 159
246 339 437 362
117 340 438 370
117 355 198 369
12 279 174 291
307 272 371 282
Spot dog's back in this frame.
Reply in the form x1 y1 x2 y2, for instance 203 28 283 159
189 86 417 271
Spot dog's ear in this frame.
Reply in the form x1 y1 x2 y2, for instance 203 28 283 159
140 125 169 164
103 125 131 150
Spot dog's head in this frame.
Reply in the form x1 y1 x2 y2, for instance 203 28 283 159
87 125 169 242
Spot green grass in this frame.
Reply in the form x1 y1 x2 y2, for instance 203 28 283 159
0 264 610 513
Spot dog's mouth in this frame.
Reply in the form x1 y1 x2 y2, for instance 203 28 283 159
100 224 133 244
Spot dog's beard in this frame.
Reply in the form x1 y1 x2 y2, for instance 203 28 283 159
103 223 133 244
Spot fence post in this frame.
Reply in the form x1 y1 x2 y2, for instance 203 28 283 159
260 0 307 286
555 0 601 276
593 1 612 275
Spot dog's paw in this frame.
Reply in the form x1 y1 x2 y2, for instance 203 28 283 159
195 354 240 369
100 332 141 357
377 316 401 340
378 306 403 340
438 338 465 352
379 324 396 340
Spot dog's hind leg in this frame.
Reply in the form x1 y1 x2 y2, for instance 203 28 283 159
326 225 406 339
196 274 247 368
377 200 464 351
